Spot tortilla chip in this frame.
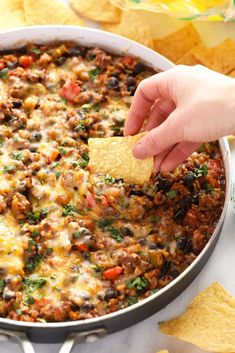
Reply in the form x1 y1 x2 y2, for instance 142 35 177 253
154 24 201 63
176 44 209 66
0 0 26 30
23 0 84 26
102 11 154 49
69 0 121 23
228 70 235 78
209 39 235 74
88 133 153 185
156 351 169 353
160 283 235 352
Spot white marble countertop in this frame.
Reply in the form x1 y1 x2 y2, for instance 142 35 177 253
1 141 234 353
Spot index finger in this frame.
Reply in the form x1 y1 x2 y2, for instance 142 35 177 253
124 70 173 136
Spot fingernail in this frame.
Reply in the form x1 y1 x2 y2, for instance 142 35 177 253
133 143 147 159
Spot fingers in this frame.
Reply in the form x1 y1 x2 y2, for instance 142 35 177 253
153 146 175 173
132 109 182 159
124 71 173 136
160 141 200 172
144 98 175 131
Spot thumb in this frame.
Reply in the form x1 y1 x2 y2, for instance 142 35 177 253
133 109 183 159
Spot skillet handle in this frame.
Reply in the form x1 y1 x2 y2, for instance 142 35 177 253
0 328 35 353
59 328 107 353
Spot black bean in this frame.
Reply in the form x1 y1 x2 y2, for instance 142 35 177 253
81 303 95 312
121 226 134 237
106 77 119 90
148 243 158 249
80 47 88 58
3 291 16 301
114 178 124 184
183 172 195 189
130 186 145 196
126 76 136 87
55 55 67 66
133 62 145 75
138 238 146 245
7 60 18 69
160 261 171 277
29 145 38 152
67 47 82 57
156 176 173 192
97 292 105 301
30 132 42 142
18 46 27 55
105 287 118 300
179 195 193 209
12 100 22 109
193 195 199 205
177 238 193 253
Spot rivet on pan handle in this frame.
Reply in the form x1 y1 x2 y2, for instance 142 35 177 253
59 328 107 353
0 328 35 353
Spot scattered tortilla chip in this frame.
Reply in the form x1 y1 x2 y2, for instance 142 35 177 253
156 350 169 353
69 0 121 23
176 44 209 66
228 69 235 78
0 0 26 30
209 39 235 74
23 0 84 26
88 133 153 185
102 11 154 49
154 24 201 63
160 283 235 352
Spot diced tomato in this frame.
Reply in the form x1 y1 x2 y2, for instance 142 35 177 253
19 55 34 68
59 79 81 101
192 230 206 254
183 208 200 229
47 149 60 163
75 242 89 252
121 56 134 66
207 175 220 188
85 193 97 209
103 266 122 280
208 159 221 176
101 196 108 206
0 62 5 70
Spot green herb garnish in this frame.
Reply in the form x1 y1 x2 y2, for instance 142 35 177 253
31 229 39 238
73 152 89 168
73 231 82 238
29 47 41 55
58 146 67 155
12 151 23 160
127 296 138 305
193 164 208 178
25 295 35 305
62 204 80 217
166 190 177 198
0 137 4 147
0 279 4 293
126 276 149 291
55 171 61 180
3 165 16 173
89 67 100 80
108 227 123 242
50 161 59 169
98 218 114 229
23 277 48 293
0 68 8 79
104 176 115 184
25 255 43 272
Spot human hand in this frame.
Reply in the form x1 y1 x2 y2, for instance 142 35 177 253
124 65 235 172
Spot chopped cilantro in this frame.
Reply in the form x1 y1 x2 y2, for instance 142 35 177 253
126 276 149 291
12 151 23 160
58 146 67 155
25 255 43 272
3 165 16 173
27 209 48 224
45 247 53 255
104 176 115 184
128 296 138 305
73 231 82 238
50 274 56 279
28 238 36 251
73 152 89 168
62 204 80 217
50 161 59 169
89 67 100 80
29 47 41 55
150 215 160 223
0 68 8 79
0 137 4 147
166 190 177 198
60 97 67 104
23 277 48 293
0 279 4 293
24 295 35 305
193 164 208 178
81 103 93 113
55 171 61 180
98 218 114 229
31 229 39 238
108 227 123 242
206 182 213 191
